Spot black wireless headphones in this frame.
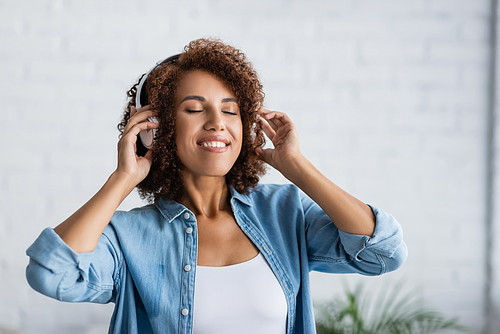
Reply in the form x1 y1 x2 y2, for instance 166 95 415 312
135 54 181 157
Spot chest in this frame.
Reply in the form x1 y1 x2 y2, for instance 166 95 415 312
195 213 259 267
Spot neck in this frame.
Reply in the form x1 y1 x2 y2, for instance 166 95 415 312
179 173 230 218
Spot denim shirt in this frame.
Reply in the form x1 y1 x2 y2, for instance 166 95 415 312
26 183 407 334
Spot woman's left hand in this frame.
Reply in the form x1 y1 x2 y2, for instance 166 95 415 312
258 109 376 237
256 108 303 173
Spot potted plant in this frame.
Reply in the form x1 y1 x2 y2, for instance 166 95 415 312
314 280 469 334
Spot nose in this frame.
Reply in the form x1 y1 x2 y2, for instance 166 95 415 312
204 109 225 132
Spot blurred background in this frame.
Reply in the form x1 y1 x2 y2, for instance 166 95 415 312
1 0 499 333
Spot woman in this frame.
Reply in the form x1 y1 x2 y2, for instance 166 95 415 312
26 38 407 334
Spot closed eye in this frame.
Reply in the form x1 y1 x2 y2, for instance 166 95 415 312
186 109 203 113
223 111 238 115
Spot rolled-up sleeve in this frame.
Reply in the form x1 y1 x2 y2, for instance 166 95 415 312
337 205 408 274
26 226 123 304
303 192 407 275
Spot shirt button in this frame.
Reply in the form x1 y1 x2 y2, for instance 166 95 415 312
184 265 191 272
181 308 189 316
184 212 190 220
186 227 193 234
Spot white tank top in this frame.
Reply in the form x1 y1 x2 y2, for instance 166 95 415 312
193 253 287 334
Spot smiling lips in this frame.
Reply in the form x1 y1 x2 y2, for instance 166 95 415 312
197 136 229 152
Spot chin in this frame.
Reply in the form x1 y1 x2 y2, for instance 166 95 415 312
185 163 234 179
202 167 233 178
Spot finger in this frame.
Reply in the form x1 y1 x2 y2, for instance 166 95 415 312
259 116 276 139
118 121 158 161
259 108 280 124
259 110 276 121
122 117 159 141
130 105 151 117
267 117 282 131
267 111 290 127
136 105 152 113
259 108 278 116
123 109 156 135
120 122 158 152
273 123 295 145
259 113 279 132
255 147 273 164
260 109 290 129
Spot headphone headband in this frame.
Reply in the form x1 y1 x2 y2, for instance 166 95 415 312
135 54 181 109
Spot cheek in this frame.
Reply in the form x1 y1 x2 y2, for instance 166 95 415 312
233 118 243 139
174 117 189 145
238 122 244 146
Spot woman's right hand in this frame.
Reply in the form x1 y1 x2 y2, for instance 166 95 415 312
52 105 159 253
115 105 159 186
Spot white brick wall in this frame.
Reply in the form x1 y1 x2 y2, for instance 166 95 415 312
0 0 493 332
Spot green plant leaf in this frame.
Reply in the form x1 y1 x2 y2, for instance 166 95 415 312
315 280 470 334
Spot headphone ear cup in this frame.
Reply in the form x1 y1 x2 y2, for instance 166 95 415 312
134 73 151 157
137 117 158 157
139 117 158 148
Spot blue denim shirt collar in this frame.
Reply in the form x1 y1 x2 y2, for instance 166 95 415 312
229 186 254 207
155 200 189 223
155 186 254 223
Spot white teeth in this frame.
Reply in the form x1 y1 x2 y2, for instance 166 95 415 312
202 141 226 148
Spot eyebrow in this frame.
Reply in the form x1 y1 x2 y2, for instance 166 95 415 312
180 95 205 103
221 97 237 103
180 95 238 104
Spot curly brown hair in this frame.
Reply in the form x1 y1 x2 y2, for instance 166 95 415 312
118 38 267 203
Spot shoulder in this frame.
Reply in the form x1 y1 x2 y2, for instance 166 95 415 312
242 183 305 209
249 183 301 198
114 203 158 215
105 202 175 251
111 203 160 222
107 203 165 236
